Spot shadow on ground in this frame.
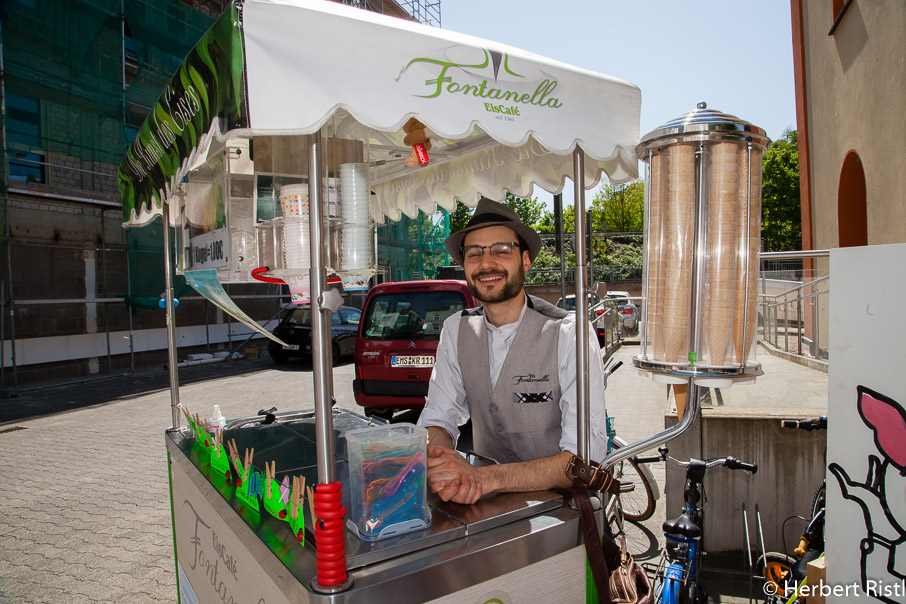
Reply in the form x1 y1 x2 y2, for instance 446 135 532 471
0 357 293 425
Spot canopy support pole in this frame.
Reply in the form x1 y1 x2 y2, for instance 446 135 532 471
307 130 336 485
573 149 590 462
162 197 181 429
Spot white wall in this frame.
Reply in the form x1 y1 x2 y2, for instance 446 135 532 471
1 319 280 366
827 243 906 602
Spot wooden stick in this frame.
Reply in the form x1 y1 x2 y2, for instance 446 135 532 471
306 484 317 522
291 477 299 520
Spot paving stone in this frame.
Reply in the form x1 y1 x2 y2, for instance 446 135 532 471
0 343 826 601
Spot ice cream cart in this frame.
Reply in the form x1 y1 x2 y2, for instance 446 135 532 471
118 0 761 601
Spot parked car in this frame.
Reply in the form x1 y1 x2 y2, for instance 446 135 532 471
268 305 362 365
354 280 478 418
605 291 639 336
555 294 620 347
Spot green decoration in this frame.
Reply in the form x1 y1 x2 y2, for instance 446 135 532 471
263 478 287 519
210 444 230 476
288 502 305 547
234 467 260 512
119 4 248 225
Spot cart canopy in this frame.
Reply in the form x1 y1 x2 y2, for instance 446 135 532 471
119 0 641 227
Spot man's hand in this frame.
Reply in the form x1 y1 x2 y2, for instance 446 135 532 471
426 446 483 504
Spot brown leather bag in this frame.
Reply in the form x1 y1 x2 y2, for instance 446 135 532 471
609 536 652 604
572 471 653 604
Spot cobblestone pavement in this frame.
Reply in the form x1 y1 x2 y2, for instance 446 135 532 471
0 343 827 602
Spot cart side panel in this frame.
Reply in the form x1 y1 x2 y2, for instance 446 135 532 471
167 435 310 604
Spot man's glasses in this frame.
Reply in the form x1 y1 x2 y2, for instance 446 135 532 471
461 241 521 264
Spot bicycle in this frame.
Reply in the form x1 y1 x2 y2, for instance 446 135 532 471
637 446 758 603
756 417 826 603
600 359 659 537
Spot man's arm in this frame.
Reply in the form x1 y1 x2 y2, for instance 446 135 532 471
426 426 454 450
427 448 573 504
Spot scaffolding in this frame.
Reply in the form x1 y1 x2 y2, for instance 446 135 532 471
0 0 447 387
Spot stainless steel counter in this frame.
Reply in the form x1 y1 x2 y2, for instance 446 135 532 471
166 409 593 603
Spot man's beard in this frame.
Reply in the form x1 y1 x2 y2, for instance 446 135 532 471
466 263 525 304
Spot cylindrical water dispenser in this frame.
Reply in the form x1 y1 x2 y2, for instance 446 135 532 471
633 103 769 387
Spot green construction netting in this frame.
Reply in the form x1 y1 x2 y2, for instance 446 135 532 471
126 216 192 310
2 0 450 292
376 210 451 282
1 0 214 165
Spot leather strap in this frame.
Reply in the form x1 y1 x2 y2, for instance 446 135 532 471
573 480 622 604
566 454 621 495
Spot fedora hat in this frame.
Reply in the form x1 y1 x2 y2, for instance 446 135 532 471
445 197 542 265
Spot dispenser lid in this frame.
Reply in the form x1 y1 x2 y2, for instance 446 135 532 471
636 102 770 158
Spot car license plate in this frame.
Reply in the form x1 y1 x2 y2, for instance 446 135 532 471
282 344 300 351
391 355 435 368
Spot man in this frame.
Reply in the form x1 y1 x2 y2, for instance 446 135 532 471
417 198 608 505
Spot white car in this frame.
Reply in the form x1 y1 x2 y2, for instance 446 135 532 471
605 291 639 336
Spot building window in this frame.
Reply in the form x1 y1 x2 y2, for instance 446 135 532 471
837 151 867 247
6 91 45 184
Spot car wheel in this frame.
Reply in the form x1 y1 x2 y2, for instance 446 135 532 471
269 348 288 364
331 343 341 365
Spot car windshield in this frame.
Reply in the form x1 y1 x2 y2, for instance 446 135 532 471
362 291 468 340
280 307 313 327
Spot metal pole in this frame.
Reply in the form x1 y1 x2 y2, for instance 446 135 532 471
0 25 17 389
307 130 335 485
586 209 594 289
554 193 566 304
125 246 135 373
1 280 4 385
162 198 181 429
689 143 707 359
573 149 590 462
641 151 653 357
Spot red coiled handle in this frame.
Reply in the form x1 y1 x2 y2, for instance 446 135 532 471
313 482 348 587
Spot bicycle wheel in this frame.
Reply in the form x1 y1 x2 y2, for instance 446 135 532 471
615 457 656 521
757 552 795 591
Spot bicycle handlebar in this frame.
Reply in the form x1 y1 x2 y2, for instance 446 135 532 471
632 447 757 474
724 456 758 474
780 416 827 431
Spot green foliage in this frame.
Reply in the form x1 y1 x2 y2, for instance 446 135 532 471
761 129 802 251
539 204 575 234
449 201 473 233
503 192 545 228
591 181 644 232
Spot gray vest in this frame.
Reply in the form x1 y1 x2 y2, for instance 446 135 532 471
458 295 567 463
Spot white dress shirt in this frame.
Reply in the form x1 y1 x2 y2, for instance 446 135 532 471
418 296 608 460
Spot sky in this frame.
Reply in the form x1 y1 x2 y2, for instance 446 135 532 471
440 0 797 210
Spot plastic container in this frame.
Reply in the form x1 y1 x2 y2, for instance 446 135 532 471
208 405 226 435
345 423 430 541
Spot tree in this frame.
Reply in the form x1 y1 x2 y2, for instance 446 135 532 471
538 204 575 234
761 129 801 251
449 201 473 233
449 193 544 234
591 181 644 233
503 192 545 229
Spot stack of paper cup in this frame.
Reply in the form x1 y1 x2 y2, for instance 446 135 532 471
339 163 372 271
279 184 310 218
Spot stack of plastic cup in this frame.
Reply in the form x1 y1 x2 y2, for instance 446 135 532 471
279 184 311 271
339 164 372 271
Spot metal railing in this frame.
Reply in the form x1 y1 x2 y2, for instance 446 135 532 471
526 264 643 285
758 250 830 362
